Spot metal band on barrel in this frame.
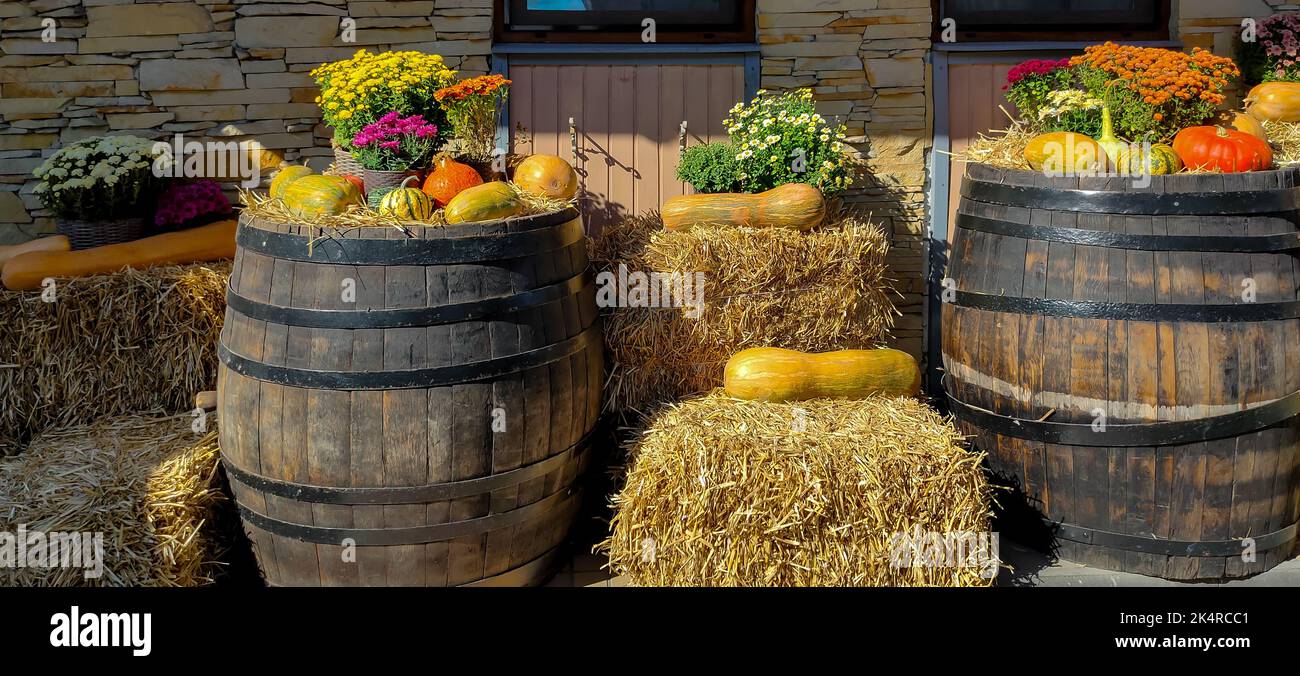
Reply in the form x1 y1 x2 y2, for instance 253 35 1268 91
954 212 1300 252
944 377 1300 446
218 324 600 390
962 178 1300 215
237 208 582 265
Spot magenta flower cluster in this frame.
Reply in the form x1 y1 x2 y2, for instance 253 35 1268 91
154 180 231 228
352 111 438 150
1005 58 1070 86
350 111 439 171
1259 13 1300 74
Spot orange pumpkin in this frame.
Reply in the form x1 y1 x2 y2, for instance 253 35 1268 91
421 155 483 207
1172 126 1273 173
513 154 579 200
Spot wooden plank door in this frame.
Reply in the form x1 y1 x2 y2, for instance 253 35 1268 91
946 61 1017 232
509 62 744 235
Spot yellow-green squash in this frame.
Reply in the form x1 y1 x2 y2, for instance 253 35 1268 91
270 164 313 200
281 174 363 218
1022 131 1104 174
377 176 434 221
723 347 921 402
444 181 523 224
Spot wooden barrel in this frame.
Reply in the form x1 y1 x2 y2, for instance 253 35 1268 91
943 164 1300 580
216 208 601 586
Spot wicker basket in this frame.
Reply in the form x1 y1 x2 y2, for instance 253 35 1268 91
56 216 145 250
362 169 420 196
331 142 364 177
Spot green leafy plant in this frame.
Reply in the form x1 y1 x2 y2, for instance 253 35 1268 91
1003 58 1076 126
32 135 160 220
1071 42 1238 142
676 142 740 193
723 89 851 194
1034 89 1104 138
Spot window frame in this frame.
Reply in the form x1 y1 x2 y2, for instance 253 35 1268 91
930 0 1171 43
494 0 757 44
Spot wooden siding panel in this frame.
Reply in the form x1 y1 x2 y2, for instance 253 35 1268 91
510 62 744 234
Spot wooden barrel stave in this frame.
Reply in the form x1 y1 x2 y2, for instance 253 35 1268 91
218 209 600 586
945 165 1300 580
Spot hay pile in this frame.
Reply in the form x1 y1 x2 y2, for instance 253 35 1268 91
239 181 576 231
591 212 896 412
0 262 229 455
599 392 995 587
1262 119 1300 166
0 413 231 586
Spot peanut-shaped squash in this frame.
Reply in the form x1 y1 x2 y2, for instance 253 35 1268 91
661 182 825 231
723 347 920 402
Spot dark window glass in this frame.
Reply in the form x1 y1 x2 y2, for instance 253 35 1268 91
938 0 1168 40
508 0 741 30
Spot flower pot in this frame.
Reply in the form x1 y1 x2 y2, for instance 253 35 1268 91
361 169 421 196
331 142 364 178
56 216 145 251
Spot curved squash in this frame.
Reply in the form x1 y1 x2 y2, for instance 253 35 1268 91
0 235 69 268
723 347 920 402
1023 131 1104 174
661 182 825 231
378 176 434 221
281 174 363 218
1246 82 1300 123
513 154 579 200
270 165 313 200
2 220 236 291
444 181 523 224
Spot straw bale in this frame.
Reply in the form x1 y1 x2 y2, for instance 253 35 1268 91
600 392 995 587
591 212 896 412
0 262 229 455
0 413 231 587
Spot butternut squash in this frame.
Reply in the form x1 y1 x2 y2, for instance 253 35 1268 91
2 220 236 291
0 235 69 268
723 347 920 402
661 182 825 231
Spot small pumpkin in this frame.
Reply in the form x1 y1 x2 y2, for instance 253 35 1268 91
513 154 579 200
1023 131 1105 174
1214 110 1268 141
422 154 483 207
270 164 313 200
661 182 825 231
281 174 365 218
378 176 434 221
338 173 365 193
1172 125 1273 173
723 347 921 402
444 181 523 224
1245 82 1300 123
1114 142 1182 176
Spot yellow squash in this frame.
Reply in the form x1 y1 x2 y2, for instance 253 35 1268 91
443 181 523 224
1023 131 1104 174
723 347 921 402
1246 82 1300 122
